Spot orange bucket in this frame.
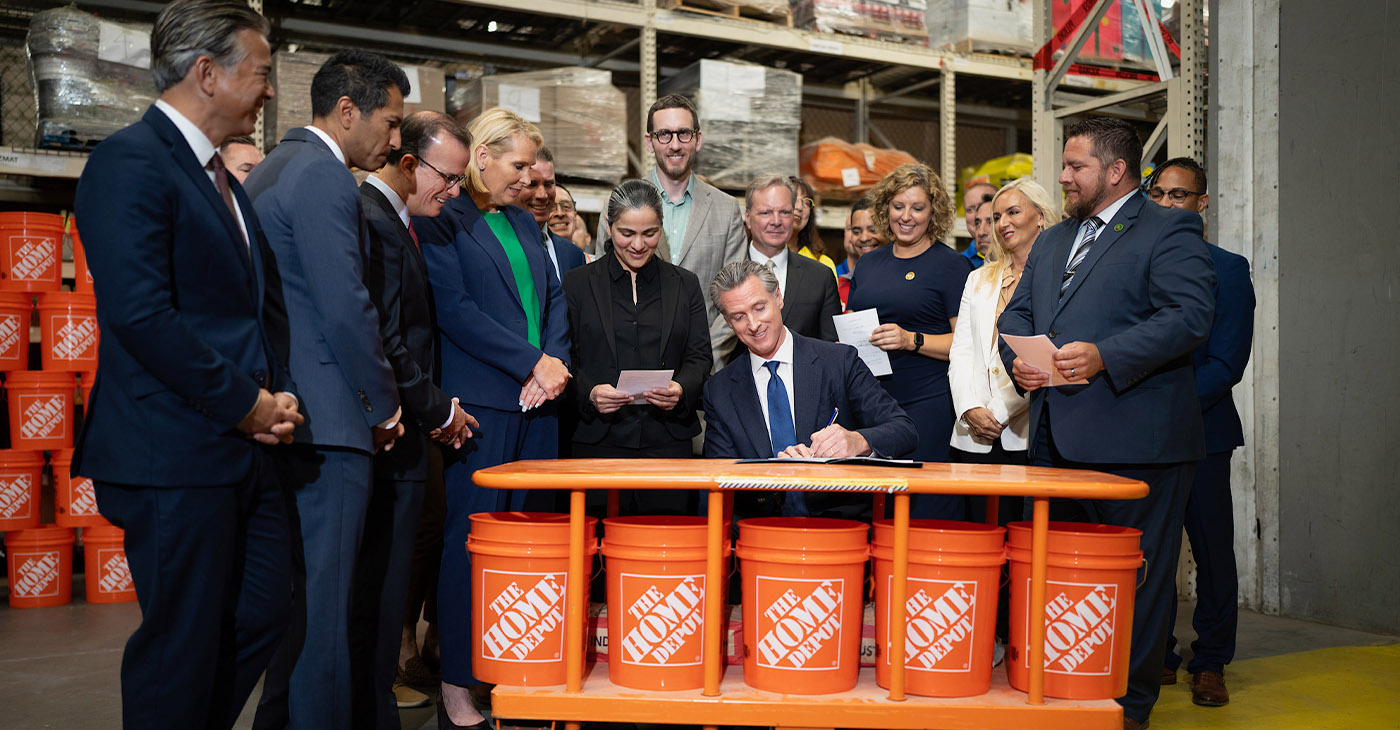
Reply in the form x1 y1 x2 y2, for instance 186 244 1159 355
736 517 868 694
0 292 33 371
0 212 63 293
78 372 94 418
601 516 728 690
872 519 1006 697
69 220 93 293
83 524 135 603
51 448 105 528
5 370 75 450
5 525 74 608
38 292 99 372
1006 521 1142 700
0 449 44 531
468 512 597 686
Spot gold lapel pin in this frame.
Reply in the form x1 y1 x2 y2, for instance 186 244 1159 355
905 271 916 280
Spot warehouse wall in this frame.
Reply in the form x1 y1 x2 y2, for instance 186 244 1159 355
1276 0 1400 633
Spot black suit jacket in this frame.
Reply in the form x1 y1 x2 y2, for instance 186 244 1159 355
361 181 454 480
779 253 841 342
563 255 712 446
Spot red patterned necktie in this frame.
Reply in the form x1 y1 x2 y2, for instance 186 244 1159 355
208 152 239 223
407 219 420 250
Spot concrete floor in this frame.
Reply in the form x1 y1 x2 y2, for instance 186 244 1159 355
2 574 1395 730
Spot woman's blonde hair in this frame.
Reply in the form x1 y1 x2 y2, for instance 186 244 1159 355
982 177 1057 277
463 106 545 195
868 163 955 244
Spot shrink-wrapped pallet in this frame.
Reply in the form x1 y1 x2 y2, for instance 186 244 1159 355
454 67 626 184
792 0 929 45
800 137 918 196
924 0 1033 54
25 6 155 150
660 59 801 190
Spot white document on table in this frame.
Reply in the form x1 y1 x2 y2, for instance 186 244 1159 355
616 369 674 404
999 334 1089 386
833 308 892 377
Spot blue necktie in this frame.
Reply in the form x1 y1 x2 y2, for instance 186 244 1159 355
765 361 808 516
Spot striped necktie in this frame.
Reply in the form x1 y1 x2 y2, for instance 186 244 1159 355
1060 216 1102 298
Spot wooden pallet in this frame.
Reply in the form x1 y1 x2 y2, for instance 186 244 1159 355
661 0 794 27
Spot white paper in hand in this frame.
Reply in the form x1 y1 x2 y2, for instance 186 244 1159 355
833 309 892 377
999 334 1088 386
616 369 674 404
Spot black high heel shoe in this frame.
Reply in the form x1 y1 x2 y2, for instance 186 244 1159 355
435 693 491 730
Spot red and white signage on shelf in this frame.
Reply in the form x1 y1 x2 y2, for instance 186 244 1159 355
480 570 567 662
618 573 706 666
1025 579 1120 675
755 577 844 670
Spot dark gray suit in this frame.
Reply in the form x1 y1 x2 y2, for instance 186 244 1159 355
998 192 1215 724
774 252 841 343
245 128 398 730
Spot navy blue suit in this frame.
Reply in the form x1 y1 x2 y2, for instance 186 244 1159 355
412 197 570 686
703 332 918 519
548 229 588 279
75 104 293 730
1166 243 1254 677
998 193 1215 724
244 128 398 730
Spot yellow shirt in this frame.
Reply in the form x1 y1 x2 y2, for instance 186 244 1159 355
797 246 838 278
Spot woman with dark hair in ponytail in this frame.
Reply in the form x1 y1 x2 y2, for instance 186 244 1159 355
562 179 713 514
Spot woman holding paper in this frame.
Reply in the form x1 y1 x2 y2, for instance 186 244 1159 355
846 163 972 519
563 179 712 512
948 177 1056 465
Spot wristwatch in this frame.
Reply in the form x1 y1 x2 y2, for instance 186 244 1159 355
912 332 924 352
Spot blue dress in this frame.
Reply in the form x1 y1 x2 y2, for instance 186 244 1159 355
847 242 972 518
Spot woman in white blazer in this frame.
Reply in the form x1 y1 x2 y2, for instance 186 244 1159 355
948 177 1057 463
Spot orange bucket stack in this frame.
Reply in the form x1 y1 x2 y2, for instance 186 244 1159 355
82 524 135 603
5 370 75 451
0 449 44 531
6 525 75 608
736 517 868 694
0 212 63 293
601 515 726 691
0 292 33 371
1006 521 1143 700
37 292 99 372
468 512 597 686
50 448 104 527
872 519 1006 697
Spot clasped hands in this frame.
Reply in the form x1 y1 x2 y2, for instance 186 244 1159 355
1012 341 1102 391
236 389 303 445
589 381 683 414
427 397 480 450
777 424 870 459
519 354 571 412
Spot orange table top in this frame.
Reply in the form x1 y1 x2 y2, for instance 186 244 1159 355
473 459 1147 501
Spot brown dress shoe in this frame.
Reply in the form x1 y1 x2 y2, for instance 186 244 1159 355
1160 667 1177 685
1191 670 1230 706
1123 717 1149 730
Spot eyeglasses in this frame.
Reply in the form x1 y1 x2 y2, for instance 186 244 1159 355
1147 186 1203 202
798 197 815 209
418 157 465 188
650 128 697 144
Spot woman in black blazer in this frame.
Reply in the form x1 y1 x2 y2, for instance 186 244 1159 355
562 179 712 514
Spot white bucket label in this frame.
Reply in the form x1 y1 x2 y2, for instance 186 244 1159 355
97 548 132 594
1024 579 1119 676
618 573 705 666
480 570 566 663
0 312 22 361
755 576 844 671
68 477 99 517
0 472 33 519
891 577 978 673
18 393 66 441
11 549 60 598
50 314 98 362
9 235 56 282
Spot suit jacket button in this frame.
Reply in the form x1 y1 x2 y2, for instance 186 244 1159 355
1049 330 1058 339
253 370 267 387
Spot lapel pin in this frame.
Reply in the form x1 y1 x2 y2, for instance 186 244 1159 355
905 271 916 280
1114 223 1124 232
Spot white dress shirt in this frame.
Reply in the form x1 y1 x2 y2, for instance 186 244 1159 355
154 99 249 247
748 327 796 444
303 124 348 166
1067 190 1136 264
540 223 563 281
365 174 409 228
748 244 789 297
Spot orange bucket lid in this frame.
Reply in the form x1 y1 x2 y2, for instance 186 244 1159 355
872 519 1005 553
36 292 96 311
737 517 869 564
82 524 124 542
602 515 728 560
4 524 74 546
0 449 46 467
0 212 63 228
467 511 598 558
1006 521 1142 556
5 371 76 388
